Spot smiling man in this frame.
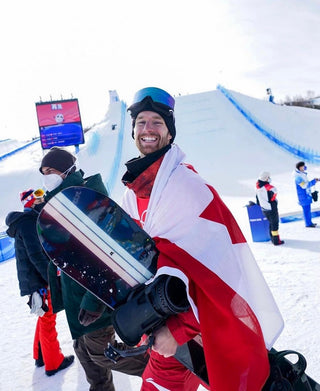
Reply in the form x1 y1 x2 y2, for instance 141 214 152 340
120 87 283 391
134 111 172 156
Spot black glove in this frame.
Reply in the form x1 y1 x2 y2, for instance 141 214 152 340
27 289 49 317
78 308 102 326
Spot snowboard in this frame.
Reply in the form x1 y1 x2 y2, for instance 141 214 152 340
37 186 158 308
37 186 319 390
37 186 208 384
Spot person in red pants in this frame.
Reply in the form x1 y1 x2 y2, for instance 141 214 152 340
6 189 74 376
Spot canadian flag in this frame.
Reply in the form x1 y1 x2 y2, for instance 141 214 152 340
122 145 284 391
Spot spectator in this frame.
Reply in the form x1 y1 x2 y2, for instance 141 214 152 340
294 161 319 227
119 87 283 390
5 189 74 376
256 171 284 245
39 147 148 391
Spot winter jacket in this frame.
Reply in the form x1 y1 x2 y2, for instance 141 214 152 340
256 179 278 212
294 169 317 206
44 169 106 202
5 209 49 296
45 169 113 339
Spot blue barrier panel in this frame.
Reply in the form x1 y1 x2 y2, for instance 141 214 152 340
86 131 100 156
280 209 320 223
217 85 320 165
0 232 15 262
0 138 40 162
246 204 270 242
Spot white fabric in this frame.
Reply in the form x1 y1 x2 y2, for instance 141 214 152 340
122 144 284 349
256 184 277 211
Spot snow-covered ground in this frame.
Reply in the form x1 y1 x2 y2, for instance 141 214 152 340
0 88 319 390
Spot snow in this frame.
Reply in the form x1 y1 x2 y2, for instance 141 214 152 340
0 88 320 390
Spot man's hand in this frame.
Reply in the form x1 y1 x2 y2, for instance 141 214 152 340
152 325 178 357
78 308 102 326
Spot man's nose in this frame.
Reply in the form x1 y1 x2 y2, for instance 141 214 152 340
142 121 153 131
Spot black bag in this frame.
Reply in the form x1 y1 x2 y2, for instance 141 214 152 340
262 349 316 391
311 191 318 202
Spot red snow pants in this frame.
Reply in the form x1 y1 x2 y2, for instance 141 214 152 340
33 289 65 371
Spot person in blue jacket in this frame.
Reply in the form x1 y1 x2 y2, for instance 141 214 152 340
294 161 319 227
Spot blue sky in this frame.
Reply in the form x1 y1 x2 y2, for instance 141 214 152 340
1 0 320 140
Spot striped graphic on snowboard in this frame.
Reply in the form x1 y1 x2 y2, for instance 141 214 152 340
37 186 157 308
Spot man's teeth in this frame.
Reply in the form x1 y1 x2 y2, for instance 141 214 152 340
142 137 156 141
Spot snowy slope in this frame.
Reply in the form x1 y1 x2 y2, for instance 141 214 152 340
0 88 320 390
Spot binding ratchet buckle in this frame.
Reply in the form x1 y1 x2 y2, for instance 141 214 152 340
104 336 154 364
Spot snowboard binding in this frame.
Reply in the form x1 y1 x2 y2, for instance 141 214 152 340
263 349 312 391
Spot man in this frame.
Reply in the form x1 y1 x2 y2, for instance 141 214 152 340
294 161 319 227
256 171 284 245
5 188 74 376
39 147 148 391
121 87 284 390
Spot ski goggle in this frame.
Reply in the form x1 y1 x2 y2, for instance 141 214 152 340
20 188 45 207
24 189 45 201
33 188 45 199
128 87 175 115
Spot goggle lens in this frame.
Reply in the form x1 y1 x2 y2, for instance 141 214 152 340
131 87 175 110
33 189 45 199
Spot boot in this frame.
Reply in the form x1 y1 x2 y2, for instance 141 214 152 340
271 234 284 246
35 343 44 367
45 355 74 376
